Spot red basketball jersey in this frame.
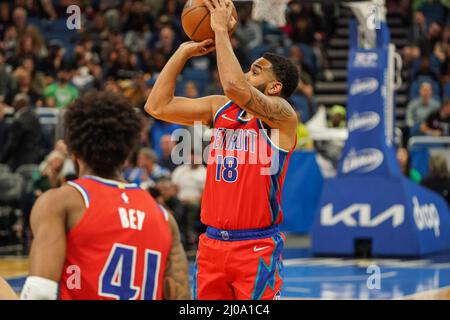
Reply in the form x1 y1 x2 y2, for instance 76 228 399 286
59 176 172 300
201 101 295 230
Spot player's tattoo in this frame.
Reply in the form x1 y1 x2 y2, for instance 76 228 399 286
163 213 191 300
243 89 294 123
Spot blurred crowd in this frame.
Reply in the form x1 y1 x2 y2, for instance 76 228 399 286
398 0 450 203
403 0 450 138
0 0 338 251
0 0 449 252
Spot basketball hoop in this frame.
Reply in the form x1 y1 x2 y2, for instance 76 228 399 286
234 0 289 27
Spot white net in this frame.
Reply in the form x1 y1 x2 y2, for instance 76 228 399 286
234 0 289 27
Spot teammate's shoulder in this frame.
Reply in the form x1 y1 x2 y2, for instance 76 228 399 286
36 184 82 207
30 185 78 221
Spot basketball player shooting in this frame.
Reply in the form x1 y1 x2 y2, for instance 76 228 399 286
145 0 299 300
20 91 190 300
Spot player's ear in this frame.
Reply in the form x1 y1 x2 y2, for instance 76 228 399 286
267 81 283 96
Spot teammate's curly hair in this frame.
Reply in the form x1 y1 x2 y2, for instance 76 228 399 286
263 52 300 98
64 90 142 177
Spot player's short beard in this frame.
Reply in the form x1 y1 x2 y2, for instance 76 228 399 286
73 158 80 177
255 83 267 94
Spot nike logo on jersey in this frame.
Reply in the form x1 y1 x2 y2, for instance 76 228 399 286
121 192 129 204
253 245 271 252
221 114 235 122
118 207 146 231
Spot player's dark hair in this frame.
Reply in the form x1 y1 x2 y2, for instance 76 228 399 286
64 90 142 178
263 52 300 98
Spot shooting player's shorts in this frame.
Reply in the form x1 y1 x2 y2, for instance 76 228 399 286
193 225 285 300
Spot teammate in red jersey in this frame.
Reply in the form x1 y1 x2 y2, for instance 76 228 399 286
20 91 190 300
145 0 299 300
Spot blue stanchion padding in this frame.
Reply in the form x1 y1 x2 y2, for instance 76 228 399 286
410 147 430 179
281 151 323 234
337 21 400 178
311 176 450 256
311 19 450 257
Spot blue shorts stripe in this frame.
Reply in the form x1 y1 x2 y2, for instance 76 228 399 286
206 225 279 241
193 258 198 300
251 234 284 300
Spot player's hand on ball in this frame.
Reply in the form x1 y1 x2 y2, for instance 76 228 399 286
179 39 216 58
204 0 234 33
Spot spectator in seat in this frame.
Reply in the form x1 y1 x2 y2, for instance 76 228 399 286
10 33 44 69
103 79 122 94
289 46 315 88
53 139 76 178
0 93 45 171
148 25 179 62
0 101 8 160
123 73 149 109
149 119 182 158
296 65 314 99
39 41 66 80
171 151 206 249
422 153 450 205
137 147 170 189
159 134 178 172
0 2 12 39
204 69 223 96
0 51 17 99
44 66 79 109
413 56 440 81
235 4 262 50
105 47 141 80
327 105 346 128
184 81 199 98
123 150 143 185
154 178 191 249
397 147 422 183
171 151 206 207
12 7 28 39
420 98 450 136
2 26 18 58
33 150 65 197
6 70 43 106
296 112 314 150
403 11 432 65
14 56 46 96
291 14 315 46
406 82 440 136
421 22 444 58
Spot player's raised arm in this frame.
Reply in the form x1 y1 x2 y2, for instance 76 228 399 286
144 41 227 126
21 188 70 300
205 0 298 130
163 213 191 300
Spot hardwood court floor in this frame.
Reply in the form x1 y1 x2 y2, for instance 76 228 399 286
2 246 450 299
0 256 28 279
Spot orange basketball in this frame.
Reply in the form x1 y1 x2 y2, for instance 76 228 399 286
182 0 238 42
